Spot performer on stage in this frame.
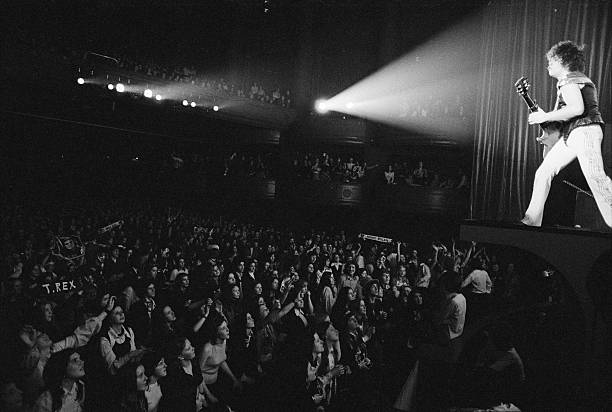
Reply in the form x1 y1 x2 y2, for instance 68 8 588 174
522 40 612 228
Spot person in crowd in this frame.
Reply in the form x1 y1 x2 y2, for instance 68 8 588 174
412 161 429 185
331 286 357 328
255 298 296 375
169 257 189 282
316 271 337 315
339 311 373 408
115 363 148 412
34 349 86 412
32 300 63 343
129 281 157 348
471 323 526 407
461 258 492 322
316 320 345 407
434 270 467 343
100 305 146 375
198 311 242 410
151 305 180 350
385 165 396 185
0 379 24 412
222 283 243 329
228 312 259 385
161 337 202 412
142 351 166 412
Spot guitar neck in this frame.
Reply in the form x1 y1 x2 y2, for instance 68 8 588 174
520 94 539 113
519 93 550 130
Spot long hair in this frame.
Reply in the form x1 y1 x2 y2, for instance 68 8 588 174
43 349 85 412
116 363 147 412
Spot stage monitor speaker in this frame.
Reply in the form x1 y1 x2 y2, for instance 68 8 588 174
574 192 610 231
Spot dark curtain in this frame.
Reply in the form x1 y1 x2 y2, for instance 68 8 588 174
471 0 611 221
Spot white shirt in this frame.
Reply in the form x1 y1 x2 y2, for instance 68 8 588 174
145 381 163 412
446 293 466 340
462 269 492 294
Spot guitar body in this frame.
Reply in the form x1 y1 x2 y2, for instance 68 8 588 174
537 121 562 151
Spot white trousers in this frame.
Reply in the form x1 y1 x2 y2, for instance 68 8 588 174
522 124 612 228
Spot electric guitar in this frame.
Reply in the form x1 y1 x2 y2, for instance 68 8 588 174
514 77 562 156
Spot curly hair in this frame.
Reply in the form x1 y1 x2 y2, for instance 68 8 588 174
546 40 586 72
201 310 228 344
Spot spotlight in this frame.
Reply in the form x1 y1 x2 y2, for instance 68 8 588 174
155 94 162 101
190 102 196 107
315 99 328 114
77 77 85 85
346 102 354 109
213 105 219 111
107 84 114 90
182 100 189 106
116 83 125 93
144 89 153 98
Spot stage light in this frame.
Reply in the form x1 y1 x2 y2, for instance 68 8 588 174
116 83 125 93
155 94 162 101
315 99 328 114
107 84 114 90
144 89 153 98
213 105 219 111
182 100 189 106
77 77 85 85
346 102 354 109
190 102 196 107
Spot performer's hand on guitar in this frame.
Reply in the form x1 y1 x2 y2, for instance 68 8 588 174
528 108 549 124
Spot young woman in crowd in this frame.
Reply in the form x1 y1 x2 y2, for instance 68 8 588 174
34 349 86 412
99 305 145 375
161 337 202 412
142 351 166 412
151 305 180 350
198 311 242 410
316 271 337 315
116 363 148 412
221 283 242 329
32 301 63 343
330 286 356 328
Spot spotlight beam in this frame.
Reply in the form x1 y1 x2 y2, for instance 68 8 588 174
318 14 481 140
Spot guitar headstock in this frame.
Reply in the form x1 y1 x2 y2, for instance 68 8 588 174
514 77 531 97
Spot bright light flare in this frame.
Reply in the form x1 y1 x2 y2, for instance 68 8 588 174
116 83 125 93
190 102 196 107
213 105 219 112
144 89 153 98
315 99 329 114
77 77 85 85
182 100 189 106
107 84 114 90
155 94 162 101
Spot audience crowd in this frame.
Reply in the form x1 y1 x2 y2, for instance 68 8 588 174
291 152 368 183
384 161 469 190
115 53 293 108
0 196 561 411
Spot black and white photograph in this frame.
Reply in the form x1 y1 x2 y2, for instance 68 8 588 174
1 0 611 411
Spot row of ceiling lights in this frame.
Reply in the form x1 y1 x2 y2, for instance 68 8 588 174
76 77 219 111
